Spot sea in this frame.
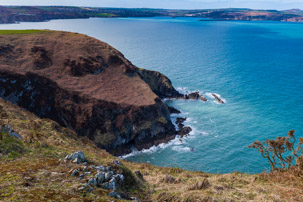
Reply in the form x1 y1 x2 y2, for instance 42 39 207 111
1 17 303 174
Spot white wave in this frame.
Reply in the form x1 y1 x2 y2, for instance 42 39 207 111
119 136 181 159
172 146 191 152
176 86 188 94
200 131 209 136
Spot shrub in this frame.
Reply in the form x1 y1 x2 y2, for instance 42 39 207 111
248 130 303 171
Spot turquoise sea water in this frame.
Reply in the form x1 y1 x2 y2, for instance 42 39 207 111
1 17 303 173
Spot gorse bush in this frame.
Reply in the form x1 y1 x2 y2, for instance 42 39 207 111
249 130 303 171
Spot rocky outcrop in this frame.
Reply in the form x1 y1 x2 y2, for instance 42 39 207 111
184 91 207 101
212 93 224 104
137 68 183 99
0 31 177 155
175 117 192 137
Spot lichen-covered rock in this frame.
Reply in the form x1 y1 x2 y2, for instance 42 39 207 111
71 169 79 176
65 151 86 163
95 172 105 185
105 171 114 181
87 178 97 186
101 181 114 189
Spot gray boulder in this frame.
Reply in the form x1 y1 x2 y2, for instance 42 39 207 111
65 151 86 163
95 172 105 185
105 171 114 181
109 191 122 199
101 182 114 189
87 178 97 186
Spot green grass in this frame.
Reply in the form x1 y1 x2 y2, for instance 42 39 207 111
0 30 46 35
0 131 26 160
86 13 116 17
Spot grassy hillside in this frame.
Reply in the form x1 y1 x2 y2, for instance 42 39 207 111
0 30 46 35
1 99 303 201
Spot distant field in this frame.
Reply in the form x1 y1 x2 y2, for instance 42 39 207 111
0 30 46 35
86 13 116 17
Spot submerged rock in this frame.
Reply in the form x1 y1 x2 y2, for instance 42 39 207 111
212 93 224 104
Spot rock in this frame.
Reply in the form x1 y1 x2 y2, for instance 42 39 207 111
131 197 141 202
65 151 86 163
106 166 111 172
95 165 105 171
105 171 114 181
79 173 84 180
200 95 207 101
180 91 207 101
212 93 224 104
112 160 122 165
188 178 211 190
83 166 88 172
168 106 181 114
177 126 192 137
110 177 117 190
84 172 91 175
87 178 97 186
109 191 122 199
101 182 114 190
176 117 186 126
187 92 200 100
115 174 125 183
135 170 144 180
95 172 105 185
78 186 86 191
71 169 79 176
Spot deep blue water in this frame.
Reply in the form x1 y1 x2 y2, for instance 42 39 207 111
1 17 303 173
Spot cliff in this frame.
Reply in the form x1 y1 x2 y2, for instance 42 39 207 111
0 30 180 155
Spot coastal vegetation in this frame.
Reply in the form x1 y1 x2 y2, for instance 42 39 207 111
249 130 303 172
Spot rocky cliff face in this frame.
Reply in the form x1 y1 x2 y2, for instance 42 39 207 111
137 69 183 99
0 31 179 155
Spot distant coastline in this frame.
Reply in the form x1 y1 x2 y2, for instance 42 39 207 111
0 6 303 24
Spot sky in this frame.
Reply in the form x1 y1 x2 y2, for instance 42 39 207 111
0 0 303 10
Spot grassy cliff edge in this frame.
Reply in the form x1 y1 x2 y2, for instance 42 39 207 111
1 91 303 202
